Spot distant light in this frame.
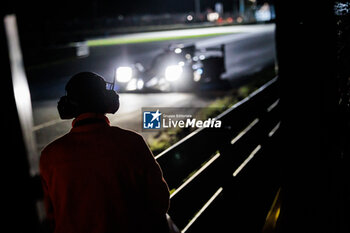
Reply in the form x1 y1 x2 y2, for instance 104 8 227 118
207 12 219 22
199 55 205 60
236 16 243 23
146 77 158 87
194 68 203 82
137 79 144 90
255 3 271 22
126 78 137 91
178 61 185 66
174 48 182 54
187 15 193 21
165 65 183 82
116 66 132 83
335 2 350 16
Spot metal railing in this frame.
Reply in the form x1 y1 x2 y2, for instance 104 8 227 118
156 77 281 232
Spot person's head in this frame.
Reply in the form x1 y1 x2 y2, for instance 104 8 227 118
57 72 119 119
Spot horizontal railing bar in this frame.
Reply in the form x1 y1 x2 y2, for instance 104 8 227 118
154 127 205 160
181 187 224 233
167 151 223 226
230 118 260 145
267 99 280 113
229 99 280 151
220 102 280 179
268 121 281 138
215 77 278 120
170 152 221 198
233 145 262 177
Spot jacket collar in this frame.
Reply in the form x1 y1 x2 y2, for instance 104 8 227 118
71 113 110 133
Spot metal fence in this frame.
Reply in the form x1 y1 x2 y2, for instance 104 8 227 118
156 76 281 232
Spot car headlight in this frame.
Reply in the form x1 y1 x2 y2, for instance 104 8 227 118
165 65 183 82
116 67 133 83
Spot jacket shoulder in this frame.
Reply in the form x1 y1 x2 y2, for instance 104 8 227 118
41 133 70 154
39 133 71 172
108 126 145 142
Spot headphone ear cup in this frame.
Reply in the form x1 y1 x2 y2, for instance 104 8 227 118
57 96 78 119
105 90 120 114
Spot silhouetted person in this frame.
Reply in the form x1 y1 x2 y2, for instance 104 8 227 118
39 72 170 233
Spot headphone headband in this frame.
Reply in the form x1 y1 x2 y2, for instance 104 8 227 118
57 72 119 119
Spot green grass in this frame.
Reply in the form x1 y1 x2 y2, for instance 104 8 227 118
87 32 234 47
148 88 248 155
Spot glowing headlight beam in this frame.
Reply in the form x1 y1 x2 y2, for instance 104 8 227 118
165 65 183 82
116 66 133 83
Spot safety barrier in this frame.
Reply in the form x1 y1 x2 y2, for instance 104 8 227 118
156 77 281 232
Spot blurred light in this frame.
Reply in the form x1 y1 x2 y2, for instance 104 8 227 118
236 16 243 23
335 2 350 15
187 15 193 21
126 78 137 90
207 12 219 22
255 3 272 22
135 62 145 72
165 65 183 82
199 55 205 60
185 54 191 59
178 61 185 66
146 77 158 87
194 68 203 82
75 42 89 57
116 66 132 83
192 63 201 69
137 79 144 90
174 48 182 54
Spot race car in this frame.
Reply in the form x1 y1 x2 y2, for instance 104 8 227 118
114 43 227 92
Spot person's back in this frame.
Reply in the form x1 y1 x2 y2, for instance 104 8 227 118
39 72 170 233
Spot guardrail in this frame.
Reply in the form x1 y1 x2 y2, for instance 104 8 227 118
156 76 281 232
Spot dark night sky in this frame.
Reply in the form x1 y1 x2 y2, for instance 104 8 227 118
11 0 271 48
12 0 269 19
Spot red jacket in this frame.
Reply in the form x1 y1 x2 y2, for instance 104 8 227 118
40 113 170 233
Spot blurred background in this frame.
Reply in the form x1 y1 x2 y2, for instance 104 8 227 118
16 0 277 163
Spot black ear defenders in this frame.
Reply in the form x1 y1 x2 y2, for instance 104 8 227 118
57 72 120 119
105 89 120 114
57 95 79 120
